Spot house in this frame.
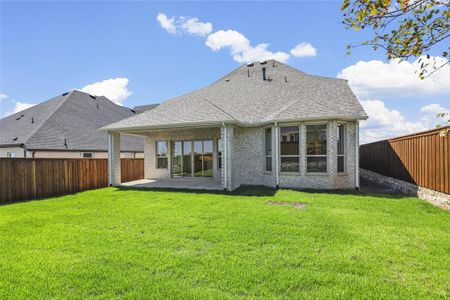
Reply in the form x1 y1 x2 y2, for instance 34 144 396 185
0 90 146 158
133 104 159 113
103 60 368 191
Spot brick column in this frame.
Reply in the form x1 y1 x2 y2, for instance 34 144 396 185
108 132 121 185
328 120 337 177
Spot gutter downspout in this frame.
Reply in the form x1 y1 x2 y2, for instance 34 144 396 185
355 121 360 190
20 144 27 158
222 123 228 190
275 122 280 188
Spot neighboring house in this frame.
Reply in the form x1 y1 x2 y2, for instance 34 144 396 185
0 90 145 158
103 60 368 191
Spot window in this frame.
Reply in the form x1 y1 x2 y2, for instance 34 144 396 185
280 126 299 172
265 128 272 171
306 124 327 173
337 124 346 173
217 138 223 169
156 141 168 169
81 152 93 158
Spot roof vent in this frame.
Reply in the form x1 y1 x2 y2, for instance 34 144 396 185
31 117 34 123
64 139 68 149
262 67 267 81
247 69 250 77
12 137 17 141
96 103 99 109
16 114 24 121
246 62 254 67
225 78 230 82
260 60 267 65
62 92 69 96
284 76 288 82
89 95 96 100
130 109 136 113
272 61 276 67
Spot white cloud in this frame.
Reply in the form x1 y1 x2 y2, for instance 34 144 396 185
359 99 428 144
156 13 177 34
157 13 316 64
81 78 132 105
4 102 36 117
157 13 212 36
0 94 7 102
337 56 450 98
290 43 317 57
419 103 450 127
205 30 290 63
181 17 212 36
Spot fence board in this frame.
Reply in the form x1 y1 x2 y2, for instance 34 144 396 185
360 126 450 194
0 158 144 203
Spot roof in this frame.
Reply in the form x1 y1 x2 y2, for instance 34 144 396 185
0 90 143 151
133 104 159 113
103 60 368 131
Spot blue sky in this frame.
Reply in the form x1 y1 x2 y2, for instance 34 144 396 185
1 1 449 143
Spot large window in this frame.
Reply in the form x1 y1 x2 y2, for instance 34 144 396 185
156 141 168 169
337 124 346 173
306 124 327 173
265 128 272 172
280 126 299 172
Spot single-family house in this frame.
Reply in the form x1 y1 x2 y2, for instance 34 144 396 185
103 60 368 190
0 90 145 158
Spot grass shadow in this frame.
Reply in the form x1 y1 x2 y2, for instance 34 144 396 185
114 185 278 197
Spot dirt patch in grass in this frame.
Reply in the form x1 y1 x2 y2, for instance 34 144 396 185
266 201 308 209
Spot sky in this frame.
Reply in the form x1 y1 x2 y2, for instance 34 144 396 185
1 1 449 144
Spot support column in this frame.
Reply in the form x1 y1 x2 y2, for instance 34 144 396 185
221 124 228 190
328 120 338 178
355 121 360 189
274 122 280 187
221 123 235 191
108 132 121 186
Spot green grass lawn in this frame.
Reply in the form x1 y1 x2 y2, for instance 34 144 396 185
0 187 449 299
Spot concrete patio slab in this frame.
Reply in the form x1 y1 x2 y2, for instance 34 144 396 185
121 178 223 190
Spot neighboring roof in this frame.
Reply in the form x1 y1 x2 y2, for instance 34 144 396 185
0 90 143 151
104 60 368 131
133 104 159 113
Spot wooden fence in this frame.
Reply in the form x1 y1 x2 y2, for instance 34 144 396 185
360 126 450 194
0 158 144 203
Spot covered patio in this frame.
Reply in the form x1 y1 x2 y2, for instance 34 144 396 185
106 125 230 190
121 178 223 190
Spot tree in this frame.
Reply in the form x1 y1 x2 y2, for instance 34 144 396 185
341 0 450 133
341 0 449 79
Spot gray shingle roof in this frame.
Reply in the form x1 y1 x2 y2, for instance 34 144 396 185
133 104 159 113
0 90 143 151
103 60 367 131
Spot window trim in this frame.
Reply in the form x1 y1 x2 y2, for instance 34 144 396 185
156 140 168 169
264 127 273 173
337 123 347 173
305 122 328 175
279 125 300 174
217 138 223 169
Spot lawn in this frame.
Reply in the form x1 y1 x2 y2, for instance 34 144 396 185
0 187 449 299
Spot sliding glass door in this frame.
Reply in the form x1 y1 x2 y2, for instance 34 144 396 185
172 140 213 178
172 141 182 176
182 141 192 177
